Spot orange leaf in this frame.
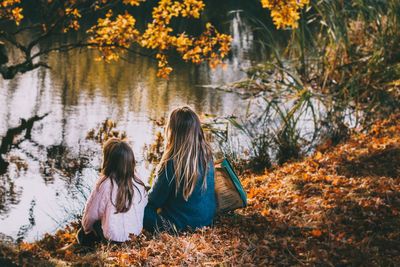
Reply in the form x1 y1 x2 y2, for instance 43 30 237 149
261 208 269 216
314 151 323 160
310 229 322 237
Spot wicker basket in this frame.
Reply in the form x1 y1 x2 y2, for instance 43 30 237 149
214 159 247 213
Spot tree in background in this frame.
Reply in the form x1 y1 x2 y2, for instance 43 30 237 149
0 0 308 79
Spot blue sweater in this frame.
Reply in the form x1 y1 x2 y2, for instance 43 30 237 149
144 160 216 231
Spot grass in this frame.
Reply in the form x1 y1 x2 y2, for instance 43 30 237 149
1 113 399 266
224 0 400 172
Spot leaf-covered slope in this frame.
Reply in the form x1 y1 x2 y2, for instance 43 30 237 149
2 113 399 266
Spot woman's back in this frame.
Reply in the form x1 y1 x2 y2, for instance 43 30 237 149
144 160 216 232
162 160 215 230
143 106 216 232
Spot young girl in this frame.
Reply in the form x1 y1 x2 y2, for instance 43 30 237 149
144 106 216 232
78 138 147 244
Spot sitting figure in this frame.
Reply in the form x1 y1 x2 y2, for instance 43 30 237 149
144 106 216 233
78 138 147 245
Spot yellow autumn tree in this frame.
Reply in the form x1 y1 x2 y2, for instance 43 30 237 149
0 0 309 79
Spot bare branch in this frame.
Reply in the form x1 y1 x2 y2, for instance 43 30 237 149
0 30 27 54
31 42 156 61
0 61 49 79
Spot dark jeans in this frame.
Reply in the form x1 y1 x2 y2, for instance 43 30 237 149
77 221 105 246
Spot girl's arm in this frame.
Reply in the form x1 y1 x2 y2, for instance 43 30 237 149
146 160 175 209
82 180 107 233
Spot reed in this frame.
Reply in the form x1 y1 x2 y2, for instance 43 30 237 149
225 0 399 170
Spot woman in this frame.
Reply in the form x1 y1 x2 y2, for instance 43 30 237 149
144 106 216 232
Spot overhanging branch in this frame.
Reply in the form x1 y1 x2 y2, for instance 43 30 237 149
0 61 49 79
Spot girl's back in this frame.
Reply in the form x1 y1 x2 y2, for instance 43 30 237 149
83 178 147 241
81 138 147 243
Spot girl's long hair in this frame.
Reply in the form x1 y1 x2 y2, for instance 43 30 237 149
99 138 145 213
157 106 212 201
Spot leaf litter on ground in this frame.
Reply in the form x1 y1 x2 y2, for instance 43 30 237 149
1 113 399 266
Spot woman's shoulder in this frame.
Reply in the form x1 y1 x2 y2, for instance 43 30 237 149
164 158 175 170
157 159 175 180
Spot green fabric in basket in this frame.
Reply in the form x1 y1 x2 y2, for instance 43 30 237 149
221 158 247 206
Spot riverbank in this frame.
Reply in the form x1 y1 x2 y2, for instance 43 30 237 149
1 113 399 266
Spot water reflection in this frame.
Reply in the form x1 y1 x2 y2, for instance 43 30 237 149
0 10 265 241
16 199 36 243
0 172 23 217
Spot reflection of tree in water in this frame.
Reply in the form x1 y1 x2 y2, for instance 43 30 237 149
42 144 91 184
16 199 36 243
0 114 49 175
0 114 47 216
0 173 23 216
0 111 94 218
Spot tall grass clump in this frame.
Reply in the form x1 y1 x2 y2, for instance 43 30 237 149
223 0 399 171
306 0 400 117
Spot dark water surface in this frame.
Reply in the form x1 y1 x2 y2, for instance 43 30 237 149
0 11 264 241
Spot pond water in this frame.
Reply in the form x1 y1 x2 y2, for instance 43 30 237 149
0 11 265 241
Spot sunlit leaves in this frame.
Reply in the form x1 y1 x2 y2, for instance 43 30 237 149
85 0 232 78
83 0 310 76
0 0 309 78
0 0 23 25
260 0 310 29
137 0 231 78
155 53 173 78
122 0 143 6
88 10 140 61
64 7 82 32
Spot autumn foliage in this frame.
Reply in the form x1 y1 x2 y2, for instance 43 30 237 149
2 113 398 266
0 0 23 24
261 0 310 29
0 0 309 79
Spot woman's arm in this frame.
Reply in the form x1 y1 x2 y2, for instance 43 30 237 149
146 161 175 209
82 180 107 233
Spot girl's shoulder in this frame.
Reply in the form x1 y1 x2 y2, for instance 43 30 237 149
95 176 112 193
132 176 148 203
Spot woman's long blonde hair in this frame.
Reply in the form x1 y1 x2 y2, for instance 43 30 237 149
157 106 212 200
